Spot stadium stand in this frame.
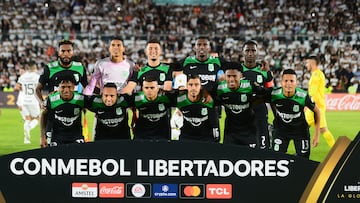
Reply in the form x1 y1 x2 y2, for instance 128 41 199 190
0 0 359 92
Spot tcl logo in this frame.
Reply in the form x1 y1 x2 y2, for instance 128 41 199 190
99 183 124 198
206 184 232 199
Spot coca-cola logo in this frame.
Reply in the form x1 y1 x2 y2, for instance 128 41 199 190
99 183 124 198
100 186 122 194
326 94 360 111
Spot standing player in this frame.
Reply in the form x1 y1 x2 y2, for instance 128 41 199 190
121 39 173 94
217 62 269 147
36 39 88 104
177 74 220 142
270 69 320 159
86 83 132 140
132 76 176 140
241 40 274 149
305 55 335 147
173 36 225 100
83 37 136 95
15 63 40 144
40 74 86 147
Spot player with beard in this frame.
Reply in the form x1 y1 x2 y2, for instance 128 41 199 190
86 83 132 140
217 62 269 148
40 73 86 147
269 69 320 159
36 39 88 103
176 74 220 143
240 40 273 150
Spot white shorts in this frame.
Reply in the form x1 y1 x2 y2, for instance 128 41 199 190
21 103 40 118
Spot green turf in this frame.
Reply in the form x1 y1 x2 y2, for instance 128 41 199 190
0 108 358 162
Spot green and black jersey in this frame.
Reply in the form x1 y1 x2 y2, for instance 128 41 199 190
177 92 219 142
133 91 176 140
129 63 172 91
217 80 255 133
45 91 85 142
241 63 273 88
270 87 316 135
175 56 226 97
86 94 132 140
39 61 88 92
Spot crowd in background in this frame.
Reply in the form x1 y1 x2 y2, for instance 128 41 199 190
1 0 359 92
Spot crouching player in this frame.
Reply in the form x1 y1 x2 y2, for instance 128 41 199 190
269 69 320 158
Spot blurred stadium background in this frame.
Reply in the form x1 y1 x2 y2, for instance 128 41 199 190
0 0 359 160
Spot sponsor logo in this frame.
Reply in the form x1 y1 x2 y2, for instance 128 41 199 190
180 184 205 199
153 184 178 198
72 183 97 198
300 150 308 154
98 111 105 114
275 109 301 123
99 183 124 198
189 65 197 69
293 104 299 112
275 104 283 107
55 110 63 113
208 64 214 71
126 183 151 198
206 184 232 199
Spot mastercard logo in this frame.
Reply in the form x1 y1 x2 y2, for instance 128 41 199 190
180 184 204 199
184 186 201 196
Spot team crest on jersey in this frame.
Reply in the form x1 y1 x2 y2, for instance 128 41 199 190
257 75 263 83
158 104 165 111
208 64 214 71
160 73 166 81
293 105 299 112
74 108 80 115
116 107 122 115
201 108 208 115
73 74 79 82
241 94 247 102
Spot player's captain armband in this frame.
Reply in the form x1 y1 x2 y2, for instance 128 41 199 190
173 73 187 89
264 80 274 88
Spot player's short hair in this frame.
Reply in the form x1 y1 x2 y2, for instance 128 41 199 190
110 36 124 43
242 40 258 49
223 61 242 72
57 72 76 84
282 69 297 76
147 39 161 46
58 39 74 47
28 61 37 71
143 76 158 83
305 55 319 65
103 82 117 89
187 74 201 81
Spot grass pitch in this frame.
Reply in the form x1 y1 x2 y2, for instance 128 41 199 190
0 108 358 162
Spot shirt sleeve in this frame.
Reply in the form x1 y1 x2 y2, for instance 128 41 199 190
128 70 139 83
38 65 50 86
305 94 316 111
80 66 88 87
